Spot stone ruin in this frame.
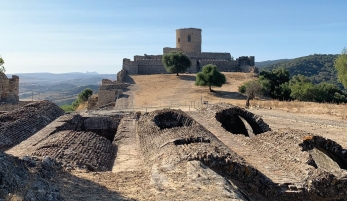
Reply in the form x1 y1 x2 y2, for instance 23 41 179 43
89 77 129 110
0 101 64 151
0 73 19 103
29 114 123 171
2 102 347 200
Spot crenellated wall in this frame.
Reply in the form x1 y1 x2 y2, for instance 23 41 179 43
0 73 19 103
122 58 138 75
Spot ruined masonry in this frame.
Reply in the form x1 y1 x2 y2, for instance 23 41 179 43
123 28 258 75
0 73 19 103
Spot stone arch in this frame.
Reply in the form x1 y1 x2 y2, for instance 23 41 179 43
215 107 270 136
301 136 347 170
153 110 194 130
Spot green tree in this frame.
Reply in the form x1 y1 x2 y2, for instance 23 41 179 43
242 80 263 107
60 88 93 111
335 47 347 89
0 56 5 73
78 88 93 102
195 64 226 92
162 51 191 76
259 67 290 99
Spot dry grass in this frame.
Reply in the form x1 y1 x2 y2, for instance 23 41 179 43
248 99 347 118
130 72 347 118
131 72 256 107
75 101 88 111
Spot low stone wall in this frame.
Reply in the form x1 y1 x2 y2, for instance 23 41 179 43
0 101 64 151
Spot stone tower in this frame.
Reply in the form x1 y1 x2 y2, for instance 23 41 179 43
176 28 202 53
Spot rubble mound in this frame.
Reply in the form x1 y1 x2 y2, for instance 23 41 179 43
0 101 64 151
32 130 115 171
0 152 63 200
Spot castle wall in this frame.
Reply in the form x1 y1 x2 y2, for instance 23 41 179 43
176 28 202 53
137 59 167 74
199 60 240 72
188 52 232 60
163 47 181 54
134 55 162 60
121 28 256 75
237 56 255 66
122 58 138 74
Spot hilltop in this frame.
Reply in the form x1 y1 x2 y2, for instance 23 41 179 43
260 54 340 86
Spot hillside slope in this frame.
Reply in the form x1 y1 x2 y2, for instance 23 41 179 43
255 59 291 68
260 54 339 85
130 72 256 108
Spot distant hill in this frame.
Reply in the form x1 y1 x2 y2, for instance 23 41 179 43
255 59 292 68
260 54 341 87
14 72 114 105
8 72 116 84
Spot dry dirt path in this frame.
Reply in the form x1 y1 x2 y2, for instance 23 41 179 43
112 117 143 172
250 108 347 148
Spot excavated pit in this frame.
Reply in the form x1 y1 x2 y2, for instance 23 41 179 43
31 114 123 171
153 110 194 130
301 136 347 171
52 114 120 142
215 108 266 136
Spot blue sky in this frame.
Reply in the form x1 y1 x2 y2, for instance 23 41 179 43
1 0 346 74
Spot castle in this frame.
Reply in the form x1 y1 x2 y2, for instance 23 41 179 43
122 28 257 74
0 73 19 103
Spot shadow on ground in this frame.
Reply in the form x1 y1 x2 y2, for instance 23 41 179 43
124 75 136 84
212 91 247 100
55 171 138 201
178 74 196 82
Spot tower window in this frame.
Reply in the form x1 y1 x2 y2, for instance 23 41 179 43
178 38 180 43
188 35 191 42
